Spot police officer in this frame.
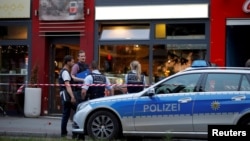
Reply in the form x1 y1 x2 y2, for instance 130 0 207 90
58 55 76 137
81 60 113 100
125 60 147 93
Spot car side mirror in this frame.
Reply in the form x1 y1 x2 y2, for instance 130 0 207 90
146 88 155 96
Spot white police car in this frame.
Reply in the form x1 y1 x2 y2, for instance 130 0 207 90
72 60 250 140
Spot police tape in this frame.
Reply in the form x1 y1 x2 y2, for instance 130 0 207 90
0 83 150 94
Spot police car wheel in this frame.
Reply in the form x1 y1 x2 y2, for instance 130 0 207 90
87 110 120 140
238 116 250 125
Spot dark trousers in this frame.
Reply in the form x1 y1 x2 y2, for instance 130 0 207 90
70 90 85 121
74 89 85 104
61 99 76 136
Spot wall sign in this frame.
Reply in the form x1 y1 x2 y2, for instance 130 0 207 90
0 0 30 18
39 0 84 21
243 0 250 13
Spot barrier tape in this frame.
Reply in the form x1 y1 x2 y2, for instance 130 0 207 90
0 83 150 94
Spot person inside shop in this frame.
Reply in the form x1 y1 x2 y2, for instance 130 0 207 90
81 60 113 100
58 55 76 137
124 60 147 93
245 59 250 67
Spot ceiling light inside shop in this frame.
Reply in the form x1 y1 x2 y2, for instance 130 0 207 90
100 26 149 40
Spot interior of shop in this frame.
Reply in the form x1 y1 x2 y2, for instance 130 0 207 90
0 45 28 115
226 25 250 67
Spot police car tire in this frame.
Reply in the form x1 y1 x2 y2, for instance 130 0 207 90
86 110 120 140
238 116 250 125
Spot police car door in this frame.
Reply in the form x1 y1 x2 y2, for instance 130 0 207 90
193 73 250 132
133 73 201 132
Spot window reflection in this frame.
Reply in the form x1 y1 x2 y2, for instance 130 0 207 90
205 74 241 92
155 23 205 39
0 26 27 40
99 44 149 84
0 45 28 73
153 44 206 82
155 74 201 94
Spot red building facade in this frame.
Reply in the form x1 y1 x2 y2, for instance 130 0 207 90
31 0 95 115
210 0 250 66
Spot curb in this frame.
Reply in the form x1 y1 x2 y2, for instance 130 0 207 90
0 131 61 138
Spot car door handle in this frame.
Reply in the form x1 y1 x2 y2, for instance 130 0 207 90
231 95 246 101
178 97 192 103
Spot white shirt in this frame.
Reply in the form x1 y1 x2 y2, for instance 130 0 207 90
62 70 71 81
82 70 112 90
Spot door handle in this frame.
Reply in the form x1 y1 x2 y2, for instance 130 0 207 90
178 97 192 103
231 95 246 101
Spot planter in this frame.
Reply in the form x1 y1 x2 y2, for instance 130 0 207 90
24 87 42 117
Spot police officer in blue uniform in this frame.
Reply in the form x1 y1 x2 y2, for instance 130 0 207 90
81 60 113 100
125 60 147 93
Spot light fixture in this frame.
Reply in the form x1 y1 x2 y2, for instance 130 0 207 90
34 9 39 16
87 8 90 15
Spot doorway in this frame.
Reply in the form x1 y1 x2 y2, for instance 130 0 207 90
226 24 250 67
48 36 80 115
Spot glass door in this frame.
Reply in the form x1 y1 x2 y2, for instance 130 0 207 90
49 43 79 114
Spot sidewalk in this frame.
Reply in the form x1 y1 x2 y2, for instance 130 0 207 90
0 116 207 141
0 115 72 138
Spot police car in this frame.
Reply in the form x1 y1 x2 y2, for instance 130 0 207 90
72 60 250 140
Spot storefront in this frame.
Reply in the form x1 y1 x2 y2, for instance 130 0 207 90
30 0 95 115
26 0 250 117
0 0 31 115
1 0 211 116
9 0 249 116
94 0 210 86
210 0 250 66
31 0 210 115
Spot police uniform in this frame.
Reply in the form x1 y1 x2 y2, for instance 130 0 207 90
58 68 76 136
59 69 74 102
125 70 146 93
82 70 112 100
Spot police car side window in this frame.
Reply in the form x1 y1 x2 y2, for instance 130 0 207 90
204 73 241 92
240 76 250 91
155 73 201 94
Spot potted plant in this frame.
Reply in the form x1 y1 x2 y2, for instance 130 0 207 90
24 64 42 117
29 64 39 87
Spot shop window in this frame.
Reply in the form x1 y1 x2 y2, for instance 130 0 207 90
0 45 28 74
155 23 205 39
99 44 149 88
153 44 206 82
0 26 27 40
100 25 150 40
0 45 28 114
